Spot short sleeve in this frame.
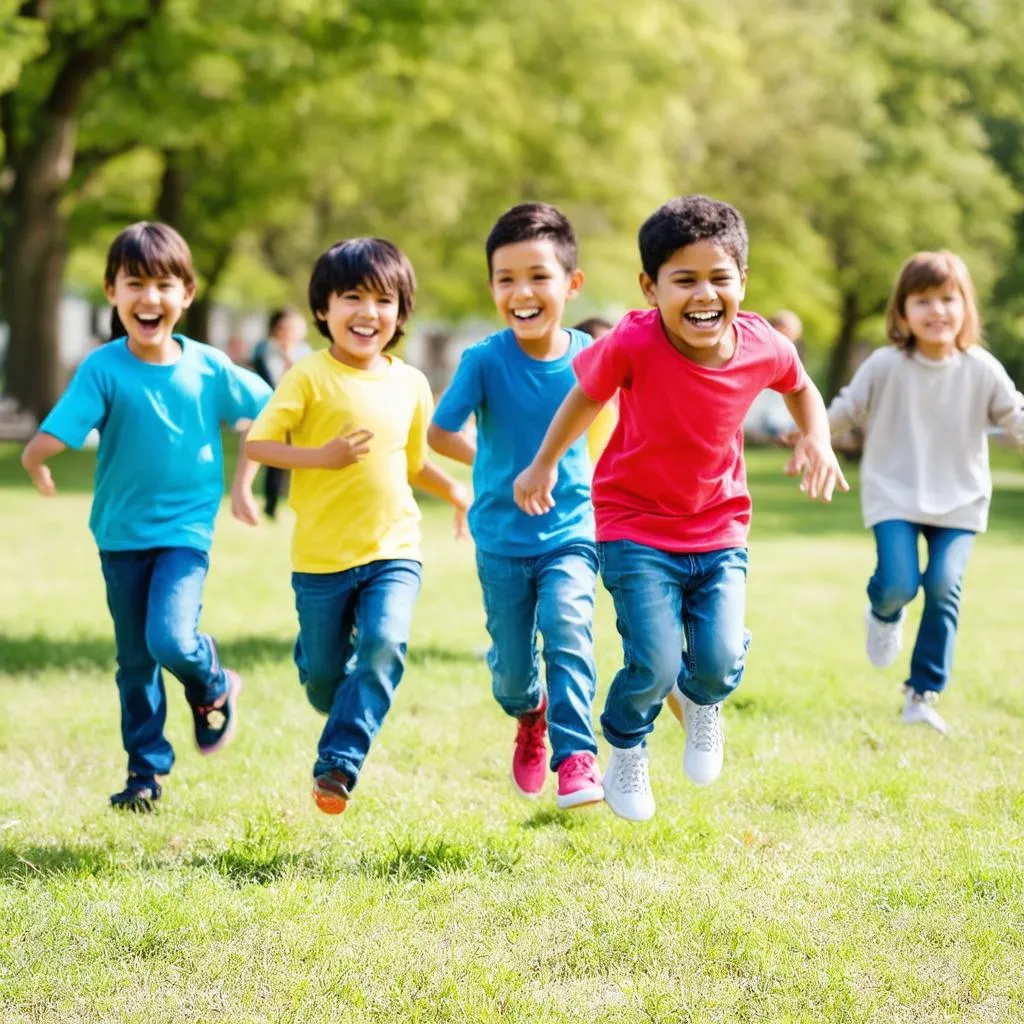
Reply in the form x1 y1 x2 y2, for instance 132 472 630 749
219 360 272 426
247 364 308 442
39 354 108 449
432 345 484 431
572 326 631 403
406 371 434 477
768 332 810 394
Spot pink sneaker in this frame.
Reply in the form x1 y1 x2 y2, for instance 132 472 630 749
556 752 604 810
511 695 548 797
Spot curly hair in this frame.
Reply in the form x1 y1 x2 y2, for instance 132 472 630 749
638 195 748 279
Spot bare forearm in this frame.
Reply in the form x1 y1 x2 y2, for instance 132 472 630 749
245 438 325 470
784 385 831 440
412 460 465 504
232 429 261 489
533 385 605 468
21 432 67 473
427 424 476 466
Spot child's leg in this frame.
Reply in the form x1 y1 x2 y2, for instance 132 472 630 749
907 527 975 694
598 540 684 749
314 559 422 786
145 547 226 706
535 542 599 768
867 520 922 620
292 570 358 715
678 548 750 706
475 550 543 717
99 551 173 779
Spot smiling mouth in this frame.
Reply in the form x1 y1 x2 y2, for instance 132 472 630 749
511 309 542 321
135 314 162 329
350 326 377 338
684 310 723 327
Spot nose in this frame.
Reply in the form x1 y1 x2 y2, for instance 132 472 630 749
139 282 161 303
692 279 715 301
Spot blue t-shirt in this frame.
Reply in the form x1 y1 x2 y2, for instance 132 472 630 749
40 336 272 553
432 327 594 557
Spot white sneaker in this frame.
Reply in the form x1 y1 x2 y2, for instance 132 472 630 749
901 686 949 735
603 745 655 822
681 693 724 786
865 604 905 668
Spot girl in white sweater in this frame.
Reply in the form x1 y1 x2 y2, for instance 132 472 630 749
828 251 1024 734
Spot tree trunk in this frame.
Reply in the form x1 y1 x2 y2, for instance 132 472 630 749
825 290 860 402
183 291 212 342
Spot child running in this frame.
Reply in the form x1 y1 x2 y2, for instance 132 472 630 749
245 238 469 815
20 222 272 812
827 250 1024 734
515 195 847 821
428 202 604 810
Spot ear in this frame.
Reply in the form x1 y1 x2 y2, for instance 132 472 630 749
639 271 658 307
104 281 117 304
181 281 197 310
565 267 585 300
737 266 748 303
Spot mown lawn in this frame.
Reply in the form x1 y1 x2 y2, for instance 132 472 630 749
1 440 1022 1023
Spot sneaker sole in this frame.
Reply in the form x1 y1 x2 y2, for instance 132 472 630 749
605 797 655 822
198 670 242 756
556 784 604 810
311 785 348 815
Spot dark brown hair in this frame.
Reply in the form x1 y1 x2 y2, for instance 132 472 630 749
885 250 981 352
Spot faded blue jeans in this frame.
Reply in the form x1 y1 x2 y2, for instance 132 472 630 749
99 547 228 779
476 542 599 769
292 559 422 786
598 540 750 749
868 520 975 694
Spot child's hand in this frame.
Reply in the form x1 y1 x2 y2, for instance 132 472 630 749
785 434 849 502
514 461 557 516
230 480 261 526
28 465 56 496
317 425 373 469
451 483 471 540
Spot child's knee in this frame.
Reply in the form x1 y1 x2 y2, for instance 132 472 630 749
690 633 749 703
145 629 196 675
922 569 962 605
303 678 334 715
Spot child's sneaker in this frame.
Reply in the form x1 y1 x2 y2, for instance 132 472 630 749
110 775 162 813
682 694 724 786
865 604 905 668
191 669 242 754
603 745 655 822
511 694 548 797
901 685 949 735
555 752 603 809
311 768 351 815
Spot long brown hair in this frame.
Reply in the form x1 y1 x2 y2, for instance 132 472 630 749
884 250 981 353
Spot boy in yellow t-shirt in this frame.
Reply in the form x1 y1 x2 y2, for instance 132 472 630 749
246 237 468 815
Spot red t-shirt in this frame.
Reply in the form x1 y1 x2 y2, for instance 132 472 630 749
572 309 809 552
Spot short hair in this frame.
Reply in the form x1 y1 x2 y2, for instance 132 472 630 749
268 306 301 335
308 238 416 347
638 195 748 279
885 250 982 353
573 317 614 338
485 202 578 277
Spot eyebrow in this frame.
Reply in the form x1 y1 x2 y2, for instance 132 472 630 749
494 264 554 273
669 266 736 274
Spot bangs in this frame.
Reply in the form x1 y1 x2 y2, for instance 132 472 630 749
886 250 981 351
897 252 963 296
105 223 195 288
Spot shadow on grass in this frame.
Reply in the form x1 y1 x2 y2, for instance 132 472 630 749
0 842 118 881
521 808 586 831
357 836 522 882
191 848 321 886
0 633 478 676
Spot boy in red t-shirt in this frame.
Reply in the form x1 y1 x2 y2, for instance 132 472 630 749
514 195 847 821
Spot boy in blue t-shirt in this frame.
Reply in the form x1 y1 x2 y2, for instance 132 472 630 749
429 202 603 810
21 222 272 812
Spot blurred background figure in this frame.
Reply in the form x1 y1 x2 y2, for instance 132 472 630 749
250 308 312 519
743 310 804 444
226 334 251 366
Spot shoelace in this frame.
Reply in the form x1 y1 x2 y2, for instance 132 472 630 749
560 755 595 780
516 712 547 763
688 703 722 752
611 751 649 794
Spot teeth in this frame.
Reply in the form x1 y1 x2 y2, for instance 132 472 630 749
512 309 541 319
687 311 721 322
351 327 376 337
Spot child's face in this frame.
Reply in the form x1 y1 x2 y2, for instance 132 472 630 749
489 239 583 346
901 283 964 353
640 240 746 359
318 285 399 370
105 269 194 353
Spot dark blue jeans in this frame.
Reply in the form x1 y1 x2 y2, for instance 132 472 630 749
99 547 227 778
868 520 975 693
292 559 422 786
476 542 599 769
598 540 750 749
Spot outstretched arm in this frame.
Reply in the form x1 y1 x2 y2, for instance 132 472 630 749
411 461 471 539
246 426 373 471
21 432 68 496
514 385 605 515
427 422 476 467
783 384 850 502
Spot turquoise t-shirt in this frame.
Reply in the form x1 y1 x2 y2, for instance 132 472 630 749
40 336 271 552
432 327 595 557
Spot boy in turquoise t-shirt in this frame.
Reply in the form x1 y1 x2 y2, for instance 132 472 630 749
21 222 271 812
429 202 603 811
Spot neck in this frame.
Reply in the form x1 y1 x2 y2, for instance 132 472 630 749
329 344 387 372
513 325 569 361
915 339 955 360
663 320 737 368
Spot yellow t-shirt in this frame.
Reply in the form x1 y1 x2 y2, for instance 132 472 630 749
247 350 432 573
587 398 618 467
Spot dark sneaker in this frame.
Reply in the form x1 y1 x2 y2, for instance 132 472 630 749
191 669 242 754
110 776 162 813
312 768 351 815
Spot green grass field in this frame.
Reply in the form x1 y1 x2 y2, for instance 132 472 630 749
1 441 1023 1023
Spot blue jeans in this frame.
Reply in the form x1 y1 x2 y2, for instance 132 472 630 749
476 542 599 769
99 547 227 778
292 559 422 786
598 540 750 749
868 520 975 694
